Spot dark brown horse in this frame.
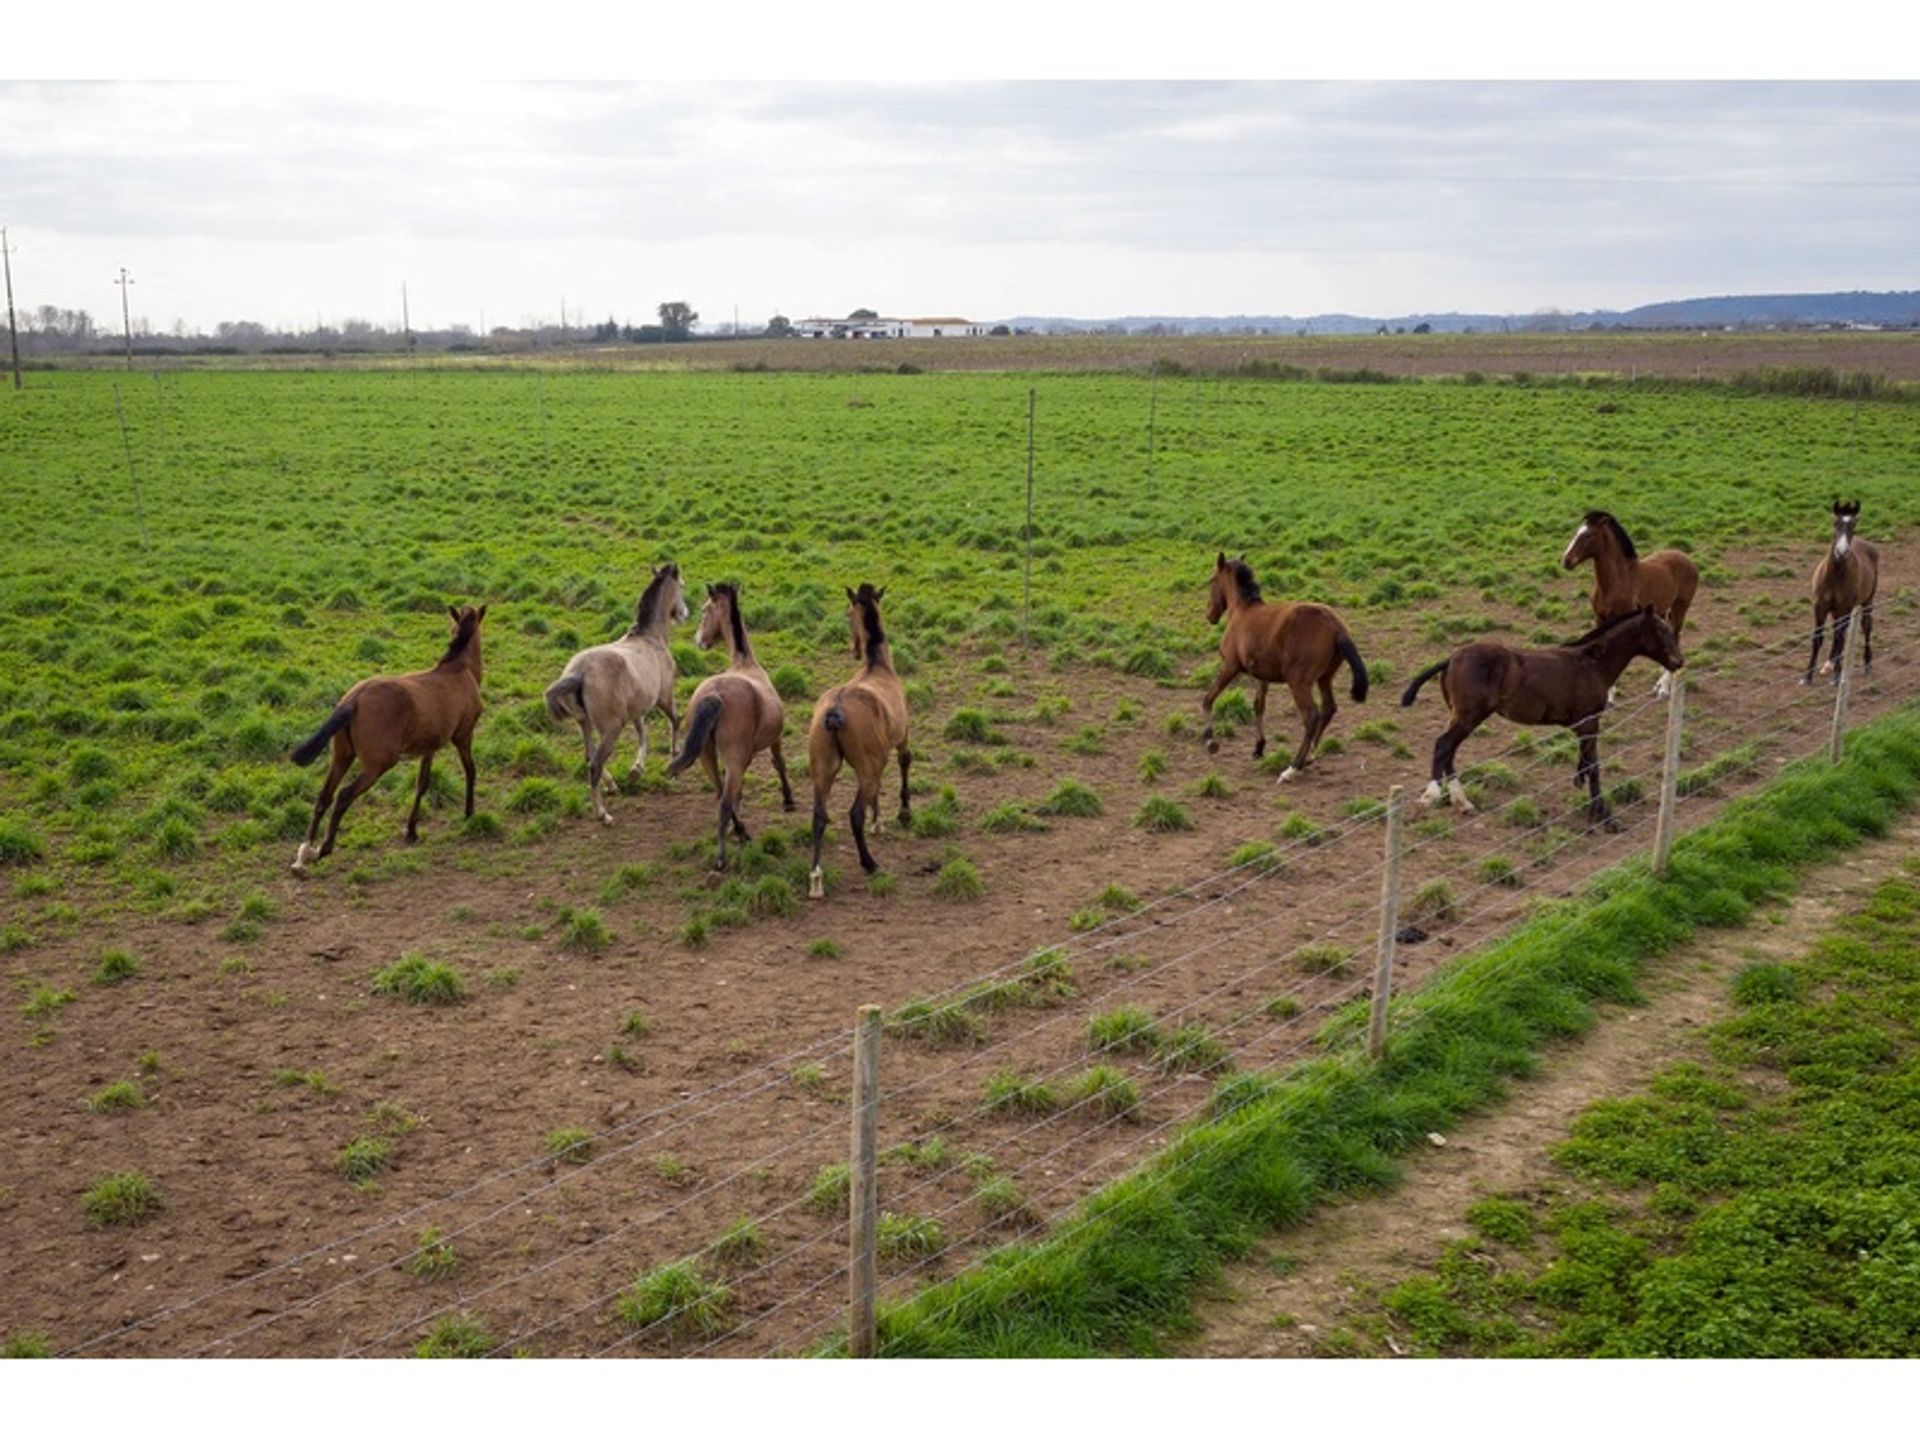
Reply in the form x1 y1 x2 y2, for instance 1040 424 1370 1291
290 604 487 873
1400 606 1684 832
1561 511 1698 699
807 584 912 898
666 583 794 870
1805 499 1879 686
1202 553 1368 782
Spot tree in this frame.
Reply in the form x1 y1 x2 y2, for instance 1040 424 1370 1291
1413 321 1432 335
765 314 794 338
988 324 1011 337
658 301 698 339
848 307 879 321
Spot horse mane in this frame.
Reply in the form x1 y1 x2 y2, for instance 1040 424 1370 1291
854 582 888 665
714 582 749 655
1230 561 1262 603
1566 608 1648 648
439 614 479 665
631 566 674 633
1586 510 1638 562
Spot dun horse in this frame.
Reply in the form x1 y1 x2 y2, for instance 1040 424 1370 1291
289 604 487 873
807 584 912 898
665 582 794 870
1202 553 1368 781
1400 606 1684 832
1561 510 1698 699
1805 499 1878 686
543 563 688 823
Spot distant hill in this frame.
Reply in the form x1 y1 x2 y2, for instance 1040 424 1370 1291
1000 291 1920 336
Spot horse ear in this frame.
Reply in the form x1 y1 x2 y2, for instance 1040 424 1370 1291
1216 551 1226 568
846 586 858 604
448 605 460 622
477 605 488 623
876 586 887 603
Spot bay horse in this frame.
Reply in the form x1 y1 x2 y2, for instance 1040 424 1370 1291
1202 553 1368 782
1560 510 1698 699
289 604 487 873
1400 606 1685 832
1805 499 1878 686
665 582 794 870
543 563 688 824
807 584 912 899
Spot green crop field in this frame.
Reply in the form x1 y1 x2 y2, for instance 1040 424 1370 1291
4 364 1919 1358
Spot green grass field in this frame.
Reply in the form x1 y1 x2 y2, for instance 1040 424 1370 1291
4 367 1917 891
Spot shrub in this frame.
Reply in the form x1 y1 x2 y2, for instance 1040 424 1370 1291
1133 796 1193 833
84 1171 160 1226
372 954 466 1005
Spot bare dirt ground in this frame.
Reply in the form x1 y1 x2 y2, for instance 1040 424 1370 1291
3 539 1916 1357
1176 807 1920 1358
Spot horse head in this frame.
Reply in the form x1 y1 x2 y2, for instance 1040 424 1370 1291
1561 511 1609 570
1831 500 1861 558
1637 605 1685 672
694 583 734 651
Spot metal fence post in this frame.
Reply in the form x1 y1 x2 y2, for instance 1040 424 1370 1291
1653 672 1686 877
1830 605 1861 764
849 1004 881 1357
1367 786 1405 1062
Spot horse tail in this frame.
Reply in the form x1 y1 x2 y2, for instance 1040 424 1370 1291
290 701 355 766
823 704 847 733
1399 660 1448 709
1336 634 1369 702
544 671 587 723
666 694 722 775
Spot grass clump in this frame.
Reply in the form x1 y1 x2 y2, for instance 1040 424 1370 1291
1228 840 1280 871
807 1162 851 1216
1479 855 1521 888
84 1171 160 1226
1036 778 1102 818
546 1127 596 1165
93 949 139 986
974 1176 1032 1224
0 818 48 865
372 953 466 1005
1408 880 1461 923
1296 943 1353 977
1134 795 1193 833
1066 1065 1140 1119
807 938 841 958
22 985 75 1020
1277 812 1325 845
877 1213 948 1263
983 1069 1057 1116
615 1261 733 1339
558 905 613 951
1088 1006 1162 1056
3 1332 53 1358
1137 748 1167 782
414 1312 493 1358
407 1226 458 1279
336 1135 394 1183
1678 743 1760 797
709 1216 768 1267
1156 1024 1232 1074
979 801 1046 834
932 857 985 902
943 709 1002 745
87 1079 146 1114
890 998 985 1048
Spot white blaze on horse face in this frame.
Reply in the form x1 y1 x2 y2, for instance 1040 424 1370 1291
1835 530 1852 558
1562 523 1589 566
1654 670 1672 699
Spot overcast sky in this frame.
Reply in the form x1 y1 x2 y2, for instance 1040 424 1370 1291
4 80 1917 332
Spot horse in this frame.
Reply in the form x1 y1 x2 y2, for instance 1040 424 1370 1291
289 604 487 873
665 582 795 870
1201 553 1368 782
543 563 688 824
1400 606 1685 832
1805 499 1878 686
807 584 912 898
1560 510 1698 699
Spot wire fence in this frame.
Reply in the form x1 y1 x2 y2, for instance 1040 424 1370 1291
55 602 1912 1359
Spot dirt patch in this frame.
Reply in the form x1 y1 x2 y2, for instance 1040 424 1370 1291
1178 809 1920 1357
3 539 1916 1357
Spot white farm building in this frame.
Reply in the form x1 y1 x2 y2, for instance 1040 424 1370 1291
794 314 990 339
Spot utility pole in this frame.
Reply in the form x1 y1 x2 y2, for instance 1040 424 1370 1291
2 227 21 391
115 267 135 369
401 281 413 353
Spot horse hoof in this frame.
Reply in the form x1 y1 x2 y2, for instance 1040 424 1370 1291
1819 660 1834 675
1205 738 1219 755
783 800 797 813
1275 766 1298 784
808 867 825 900
897 811 912 829
1252 742 1266 759
599 812 614 827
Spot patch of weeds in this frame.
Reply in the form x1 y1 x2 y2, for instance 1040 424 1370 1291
867 871 898 898
943 709 1002 745
708 1216 768 1267
1479 855 1521 888
790 1063 829 1094
974 1176 1032 1223
1088 1006 1162 1056
372 953 466 1005
84 1171 160 1226
87 1079 146 1114
932 856 985 901
93 949 140 986
1277 813 1325 845
1134 795 1193 833
1464 1197 1534 1248
1407 880 1460 923
807 938 841 958
272 1068 337 1095
979 801 1046 834
337 1135 394 1183
1264 994 1303 1020
557 906 613 952
983 1069 1057 1115
1193 772 1231 799
877 1212 948 1263
807 1162 851 1215
1036 778 1102 818
1066 1065 1140 1119
614 1261 734 1340
1228 839 1281 871
407 1226 458 1279
599 862 657 903
1156 1024 1232 1074
909 786 962 838
414 1312 493 1358
3 1332 53 1358
486 968 520 990
1504 796 1542 829
890 997 985 1047
22 985 75 1020
546 1127 596 1165
1138 747 1167 782
1296 943 1353 977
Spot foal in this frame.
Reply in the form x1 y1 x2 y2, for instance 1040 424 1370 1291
1805 500 1878 686
1400 607 1684 832
1561 511 1698 699
665 583 795 870
544 563 687 823
290 604 487 873
807 584 912 898
1201 553 1368 781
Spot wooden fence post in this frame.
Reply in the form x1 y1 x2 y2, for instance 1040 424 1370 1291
849 1004 881 1357
1653 671 1686 877
1367 786 1405 1062
1830 605 1861 764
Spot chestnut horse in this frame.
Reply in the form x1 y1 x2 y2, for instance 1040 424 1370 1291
1202 553 1368 781
290 604 487 873
666 582 794 870
1805 499 1878 686
807 584 912 898
1561 510 1698 699
544 563 687 824
1400 606 1685 832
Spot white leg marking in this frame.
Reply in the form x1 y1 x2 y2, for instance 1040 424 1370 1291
1447 778 1477 813
1419 780 1443 806
1275 765 1298 784
1819 659 1834 675
291 841 312 874
808 866 825 900
1606 685 1619 708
